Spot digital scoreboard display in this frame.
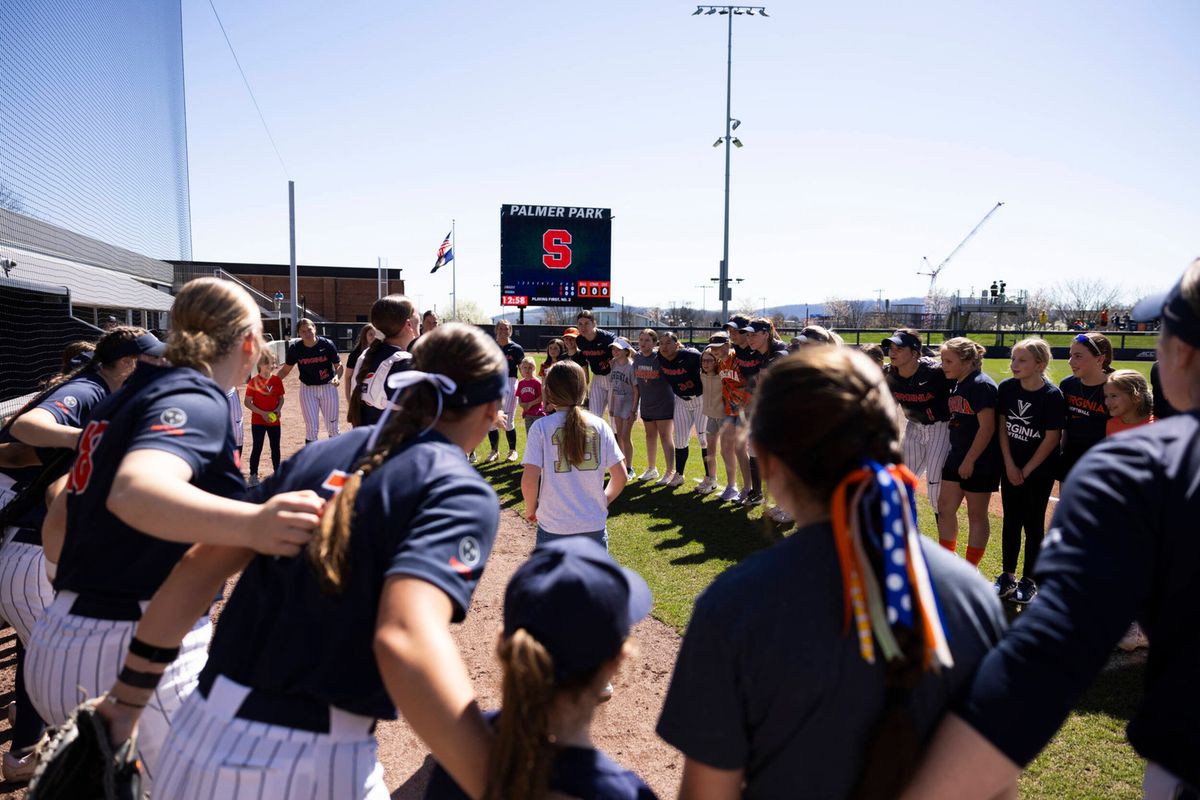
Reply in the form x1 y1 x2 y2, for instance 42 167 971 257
500 204 612 307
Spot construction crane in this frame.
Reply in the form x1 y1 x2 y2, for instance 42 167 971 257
919 201 1005 295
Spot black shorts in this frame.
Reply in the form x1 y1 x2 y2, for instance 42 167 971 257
942 462 1000 494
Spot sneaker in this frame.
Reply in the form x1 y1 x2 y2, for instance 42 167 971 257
485 450 499 464
1012 576 1038 604
626 467 636 480
695 477 717 495
598 682 614 703
638 467 660 481
767 506 793 524
505 450 518 463
993 573 1017 600
742 490 764 506
667 472 686 488
656 471 675 486
247 474 260 487
468 452 477 464
1117 622 1149 652
718 486 740 502
2 750 37 783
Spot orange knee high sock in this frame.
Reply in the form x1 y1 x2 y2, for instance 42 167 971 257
965 545 986 566
939 538 957 552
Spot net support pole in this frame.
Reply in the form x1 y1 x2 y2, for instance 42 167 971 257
288 180 298 336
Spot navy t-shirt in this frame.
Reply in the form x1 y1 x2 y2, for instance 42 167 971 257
946 370 1000 470
657 347 703 398
7 372 112 537
56 365 242 600
957 412 1200 787
204 427 499 720
732 345 764 388
997 378 1065 472
425 711 657 800
500 341 525 379
748 344 788 391
886 358 952 425
657 524 1005 798
578 329 616 376
1059 375 1109 454
286 337 341 385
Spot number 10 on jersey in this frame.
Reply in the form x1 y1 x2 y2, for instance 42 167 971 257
550 427 601 473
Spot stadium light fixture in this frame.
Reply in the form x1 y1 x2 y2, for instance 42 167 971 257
692 4 768 319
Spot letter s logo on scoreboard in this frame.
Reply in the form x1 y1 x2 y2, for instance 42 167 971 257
542 229 572 269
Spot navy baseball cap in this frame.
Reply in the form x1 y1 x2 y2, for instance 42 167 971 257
747 320 772 334
724 315 751 332
1133 274 1200 348
113 333 167 359
881 330 921 352
504 536 652 683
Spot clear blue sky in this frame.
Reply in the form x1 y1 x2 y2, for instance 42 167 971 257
181 0 1199 316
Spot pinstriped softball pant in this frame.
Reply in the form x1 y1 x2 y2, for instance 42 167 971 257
26 592 212 792
671 394 708 449
155 676 387 800
589 374 611 421
299 383 340 442
902 419 951 508
491 378 518 433
0 528 54 645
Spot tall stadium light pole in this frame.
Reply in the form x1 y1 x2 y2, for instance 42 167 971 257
694 5 767 321
288 181 298 336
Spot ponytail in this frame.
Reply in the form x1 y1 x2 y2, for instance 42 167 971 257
542 361 590 467
941 337 986 370
348 295 416 427
484 629 557 800
166 278 257 376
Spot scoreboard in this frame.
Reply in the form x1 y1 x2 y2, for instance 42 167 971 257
500 204 612 307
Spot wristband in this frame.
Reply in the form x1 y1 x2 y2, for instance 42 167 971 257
107 695 147 710
129 637 180 664
117 666 164 690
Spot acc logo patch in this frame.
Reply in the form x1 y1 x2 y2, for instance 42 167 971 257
62 396 79 409
458 536 482 568
160 408 187 427
321 470 349 495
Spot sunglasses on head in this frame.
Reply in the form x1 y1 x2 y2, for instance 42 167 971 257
1074 333 1101 356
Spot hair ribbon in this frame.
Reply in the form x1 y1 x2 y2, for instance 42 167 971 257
365 370 458 452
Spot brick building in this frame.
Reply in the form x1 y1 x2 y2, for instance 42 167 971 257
171 261 404 322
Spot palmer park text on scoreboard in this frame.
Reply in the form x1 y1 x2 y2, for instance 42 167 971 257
500 204 612 307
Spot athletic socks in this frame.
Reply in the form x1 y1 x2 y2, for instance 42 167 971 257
506 429 517 451
965 545 987 566
749 457 761 494
939 538 957 552
675 447 689 474
701 447 712 477
487 430 499 451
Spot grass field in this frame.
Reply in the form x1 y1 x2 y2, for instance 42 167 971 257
982 358 1152 385
471 390 1146 798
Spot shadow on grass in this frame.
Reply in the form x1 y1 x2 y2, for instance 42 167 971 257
1074 653 1146 721
474 462 524 510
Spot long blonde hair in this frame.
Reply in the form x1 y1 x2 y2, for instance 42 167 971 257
941 336 986 370
309 323 504 592
542 361 589 467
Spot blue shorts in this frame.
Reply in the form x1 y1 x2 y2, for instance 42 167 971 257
535 527 608 551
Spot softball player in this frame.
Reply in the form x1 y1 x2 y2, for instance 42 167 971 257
486 319 523 463
95 323 507 800
575 311 616 419
349 295 417 428
746 319 790 520
727 318 765 504
226 386 244 460
657 332 708 489
29 279 323 791
658 347 1005 799
0 327 162 781
426 536 655 799
278 318 343 443
1058 331 1112 478
881 329 952 513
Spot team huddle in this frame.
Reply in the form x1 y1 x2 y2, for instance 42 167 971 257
0 258 1197 799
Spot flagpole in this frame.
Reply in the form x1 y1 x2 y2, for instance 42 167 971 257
451 219 457 320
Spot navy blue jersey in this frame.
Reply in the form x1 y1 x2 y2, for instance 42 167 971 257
886 358 952 424
958 412 1200 786
426 711 657 800
997 378 1065 471
750 343 788 390
8 372 112 536
286 337 341 385
657 524 1005 797
204 427 499 720
946 370 1000 469
356 343 411 427
55 365 242 601
500 341 525 378
1150 362 1177 419
732 345 765 388
577 329 615 376
657 347 703 398
1059 375 1109 453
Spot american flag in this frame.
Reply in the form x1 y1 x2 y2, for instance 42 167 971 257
431 231 454 273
